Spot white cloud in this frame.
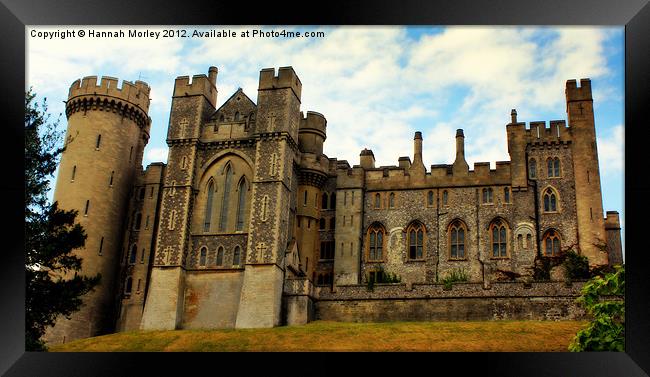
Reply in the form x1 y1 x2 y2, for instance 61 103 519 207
145 147 169 164
597 125 624 178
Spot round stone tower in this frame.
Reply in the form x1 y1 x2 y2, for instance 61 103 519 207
46 76 151 343
296 111 328 281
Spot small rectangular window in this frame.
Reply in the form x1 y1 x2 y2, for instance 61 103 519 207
150 186 154 198
95 134 101 149
141 248 145 263
145 215 150 230
129 146 133 162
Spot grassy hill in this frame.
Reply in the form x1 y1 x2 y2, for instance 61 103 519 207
48 320 586 352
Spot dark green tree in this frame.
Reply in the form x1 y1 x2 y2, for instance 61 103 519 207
25 89 100 351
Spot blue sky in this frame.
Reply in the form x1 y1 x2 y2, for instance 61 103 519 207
27 26 625 256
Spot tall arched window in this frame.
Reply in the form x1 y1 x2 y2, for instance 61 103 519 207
490 219 508 258
389 192 395 208
236 178 248 231
366 223 385 261
543 187 558 212
233 246 241 266
448 219 467 259
216 246 224 266
330 193 336 209
219 164 233 231
129 244 137 265
442 190 448 205
529 158 537 179
547 157 561 177
504 187 510 203
204 180 214 232
482 188 493 204
134 213 142 230
234 111 240 121
374 193 381 209
407 222 425 259
322 193 329 209
125 277 132 294
199 247 207 267
543 229 561 256
427 191 434 206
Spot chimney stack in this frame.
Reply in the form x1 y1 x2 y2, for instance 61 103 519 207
453 129 469 175
511 109 517 123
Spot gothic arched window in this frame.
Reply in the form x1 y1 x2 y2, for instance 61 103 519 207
219 164 233 232
482 188 493 204
216 246 224 266
490 218 509 258
366 223 385 261
504 187 510 203
529 158 537 179
233 246 241 266
443 190 449 205
234 112 240 121
543 187 558 212
374 193 381 209
129 244 137 265
543 229 561 256
204 180 215 232
199 247 207 267
448 219 467 259
235 178 248 231
389 192 395 208
427 190 434 206
547 157 561 178
125 277 132 294
407 222 425 259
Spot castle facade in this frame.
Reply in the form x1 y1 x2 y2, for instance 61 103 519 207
45 66 623 343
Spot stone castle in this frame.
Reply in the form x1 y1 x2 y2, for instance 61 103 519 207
45 66 623 344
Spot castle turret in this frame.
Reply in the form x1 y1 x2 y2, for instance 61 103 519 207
46 76 152 343
566 79 608 266
605 211 623 266
360 148 375 169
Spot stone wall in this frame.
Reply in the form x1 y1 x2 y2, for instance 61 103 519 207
314 281 588 322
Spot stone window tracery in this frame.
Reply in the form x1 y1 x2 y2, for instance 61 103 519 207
489 218 509 258
547 157 561 178
366 223 385 262
407 222 425 260
543 229 561 256
543 187 559 212
448 219 467 259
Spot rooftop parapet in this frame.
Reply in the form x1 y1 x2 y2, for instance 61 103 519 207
68 76 151 113
566 78 592 102
173 68 218 109
299 111 327 138
508 119 570 144
258 66 302 99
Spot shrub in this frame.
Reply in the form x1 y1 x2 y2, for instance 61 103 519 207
569 265 624 352
563 249 590 281
442 268 468 289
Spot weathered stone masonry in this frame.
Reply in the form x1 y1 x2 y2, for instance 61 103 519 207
46 67 622 344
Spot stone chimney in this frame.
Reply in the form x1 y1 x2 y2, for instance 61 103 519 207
409 131 426 176
511 109 517 124
453 129 469 175
360 148 375 169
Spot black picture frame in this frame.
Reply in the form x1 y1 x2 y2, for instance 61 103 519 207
1 0 648 376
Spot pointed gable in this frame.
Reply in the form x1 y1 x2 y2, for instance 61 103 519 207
212 88 257 123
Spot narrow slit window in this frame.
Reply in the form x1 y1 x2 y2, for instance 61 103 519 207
233 246 241 266
98 237 104 255
109 171 114 186
71 165 76 181
95 134 101 149
84 200 90 215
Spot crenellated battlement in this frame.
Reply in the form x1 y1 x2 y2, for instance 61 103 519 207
68 76 151 113
299 111 327 138
565 78 592 102
508 119 571 146
258 66 302 100
173 68 218 109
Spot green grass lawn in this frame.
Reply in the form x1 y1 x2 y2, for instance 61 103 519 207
48 320 587 352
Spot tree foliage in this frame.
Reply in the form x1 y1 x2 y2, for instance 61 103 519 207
25 89 100 351
569 265 625 352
